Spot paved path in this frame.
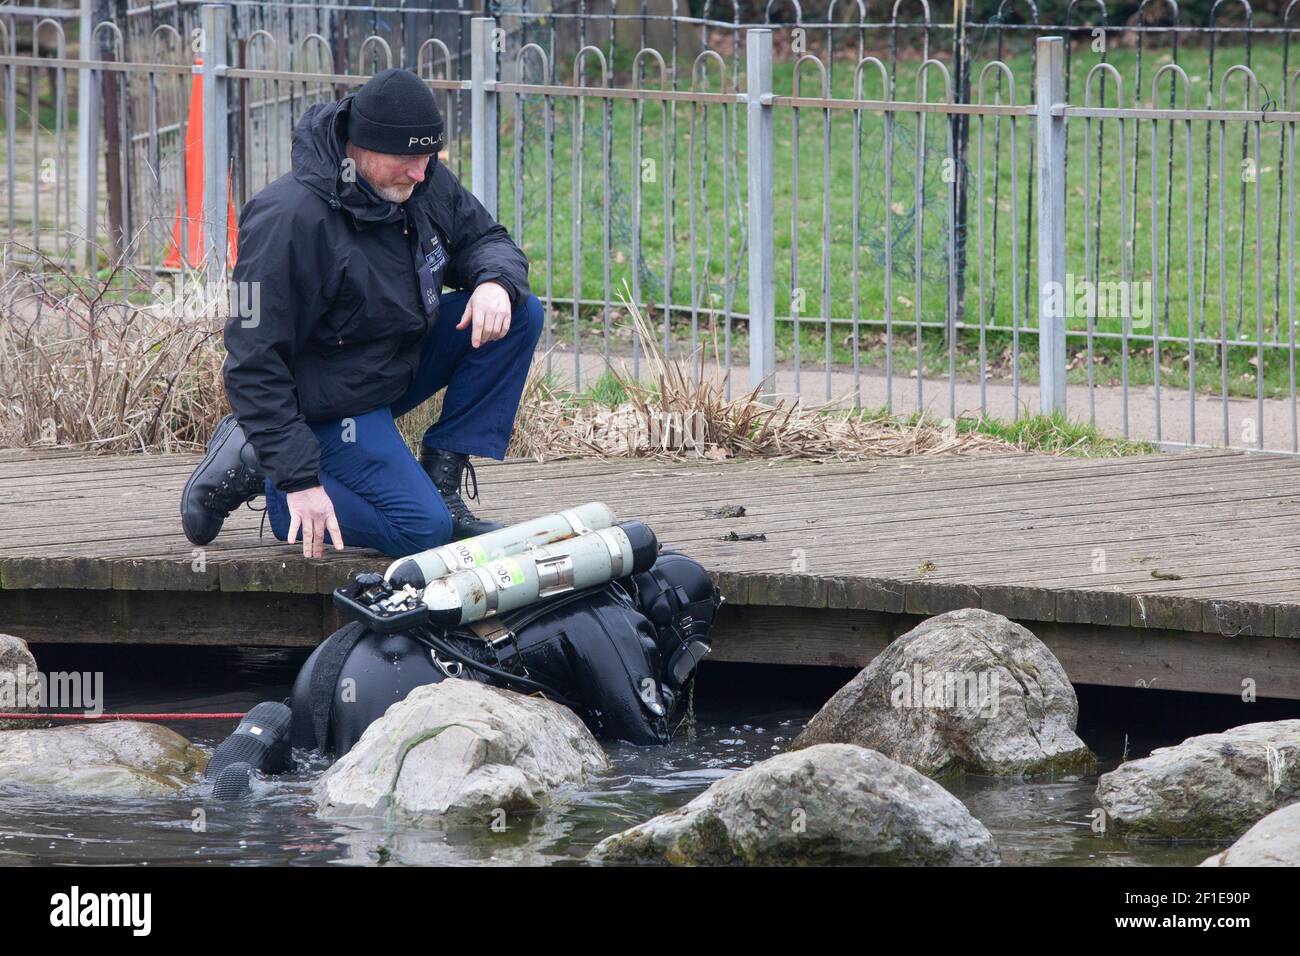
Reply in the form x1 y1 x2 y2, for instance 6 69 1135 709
543 348 1300 453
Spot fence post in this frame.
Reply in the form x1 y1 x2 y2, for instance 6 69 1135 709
73 0 96 271
1035 35 1067 416
746 28 776 401
470 17 499 219
201 2 229 287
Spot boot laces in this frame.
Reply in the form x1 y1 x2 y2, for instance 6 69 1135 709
203 465 265 513
429 453 481 521
461 458 480 503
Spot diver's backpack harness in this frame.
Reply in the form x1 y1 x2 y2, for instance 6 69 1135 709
235 514 721 763
340 578 678 741
408 620 585 711
301 620 370 754
317 548 719 749
209 507 721 799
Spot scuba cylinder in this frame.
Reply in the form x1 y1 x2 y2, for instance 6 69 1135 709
292 549 722 754
384 501 619 588
420 521 659 627
285 510 723 761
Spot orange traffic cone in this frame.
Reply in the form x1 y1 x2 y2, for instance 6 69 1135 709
165 57 238 270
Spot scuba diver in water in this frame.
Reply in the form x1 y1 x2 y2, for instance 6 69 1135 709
179 67 718 802
180 67 542 557
204 507 723 799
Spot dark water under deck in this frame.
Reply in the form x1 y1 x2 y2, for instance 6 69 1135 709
1 645 1294 867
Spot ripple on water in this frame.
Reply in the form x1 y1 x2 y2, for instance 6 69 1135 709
0 653 1240 866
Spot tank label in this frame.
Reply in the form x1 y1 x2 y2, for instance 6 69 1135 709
443 540 488 569
487 558 525 589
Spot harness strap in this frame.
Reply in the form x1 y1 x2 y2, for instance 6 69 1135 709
307 622 368 752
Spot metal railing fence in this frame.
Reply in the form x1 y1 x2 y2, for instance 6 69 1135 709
4 1 1300 454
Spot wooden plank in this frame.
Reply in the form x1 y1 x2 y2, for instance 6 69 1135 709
0 588 331 646
675 606 1300 700
2 448 1300 650
1030 623 1300 699
480 476 1300 564
0 447 1289 556
1054 588 1133 626
7 487 1288 606
0 442 1253 515
711 605 901 668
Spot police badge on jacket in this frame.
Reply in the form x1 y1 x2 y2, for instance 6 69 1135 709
418 229 449 317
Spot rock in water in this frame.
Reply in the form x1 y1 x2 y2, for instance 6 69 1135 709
313 679 610 826
590 743 1000 866
1096 720 1300 839
791 608 1094 776
0 633 42 730
0 722 207 795
1200 802 1300 866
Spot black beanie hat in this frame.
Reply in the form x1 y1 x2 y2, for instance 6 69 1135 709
347 68 445 155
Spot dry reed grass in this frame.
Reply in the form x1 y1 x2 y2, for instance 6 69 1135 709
0 246 229 452
503 282 1016 462
1 255 1014 462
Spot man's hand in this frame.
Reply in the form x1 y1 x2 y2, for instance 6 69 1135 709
456 281 512 347
286 485 344 558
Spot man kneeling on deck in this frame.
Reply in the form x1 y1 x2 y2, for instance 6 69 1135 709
180 68 542 558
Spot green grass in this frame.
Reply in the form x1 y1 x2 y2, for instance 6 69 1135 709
7 34 1295 403
495 39 1300 396
572 369 633 406
950 409 1157 456
565 297 1295 400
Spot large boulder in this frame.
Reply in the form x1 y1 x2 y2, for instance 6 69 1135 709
1199 801 1300 866
0 634 42 730
791 608 1094 777
1096 720 1300 839
0 722 207 795
590 743 1001 866
313 679 610 826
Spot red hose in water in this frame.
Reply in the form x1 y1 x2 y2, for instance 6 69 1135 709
0 712 247 721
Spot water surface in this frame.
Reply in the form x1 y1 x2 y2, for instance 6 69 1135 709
1 646 1286 866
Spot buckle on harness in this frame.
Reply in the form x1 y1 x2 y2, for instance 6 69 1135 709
429 648 463 679
468 618 515 648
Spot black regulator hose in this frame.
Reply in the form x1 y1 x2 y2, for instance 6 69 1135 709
411 628 585 712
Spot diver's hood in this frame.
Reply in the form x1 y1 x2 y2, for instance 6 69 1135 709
290 95 437 230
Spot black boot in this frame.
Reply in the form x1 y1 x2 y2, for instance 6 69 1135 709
181 414 267 546
419 447 504 540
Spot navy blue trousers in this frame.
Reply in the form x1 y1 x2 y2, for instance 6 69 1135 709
265 290 544 557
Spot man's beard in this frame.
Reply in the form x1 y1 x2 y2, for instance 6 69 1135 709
372 181 415 203
355 158 415 203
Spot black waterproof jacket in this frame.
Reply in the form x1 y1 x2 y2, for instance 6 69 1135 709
223 95 531 492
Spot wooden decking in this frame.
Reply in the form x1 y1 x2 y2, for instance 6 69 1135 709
3 446 1300 698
